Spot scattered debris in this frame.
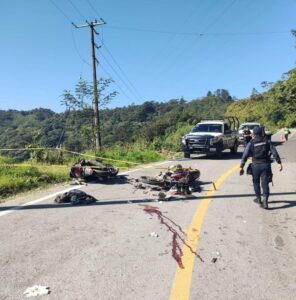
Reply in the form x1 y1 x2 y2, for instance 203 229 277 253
211 251 221 263
54 189 97 205
70 179 87 186
131 164 202 201
23 285 50 297
133 182 147 189
150 232 159 237
150 186 162 191
158 191 167 201
69 159 118 181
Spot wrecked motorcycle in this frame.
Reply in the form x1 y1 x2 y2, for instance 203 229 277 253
70 159 119 181
139 164 201 194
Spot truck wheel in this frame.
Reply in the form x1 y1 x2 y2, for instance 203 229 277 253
215 143 223 158
184 152 191 159
216 149 222 158
230 141 238 154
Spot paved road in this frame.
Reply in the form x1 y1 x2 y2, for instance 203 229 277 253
0 134 295 300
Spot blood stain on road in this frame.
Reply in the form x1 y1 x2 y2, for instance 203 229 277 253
141 205 203 268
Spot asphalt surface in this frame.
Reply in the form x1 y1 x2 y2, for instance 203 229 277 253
0 132 295 300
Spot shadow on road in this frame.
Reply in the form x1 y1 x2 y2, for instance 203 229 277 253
177 152 243 161
85 175 131 185
1 192 296 212
267 199 296 210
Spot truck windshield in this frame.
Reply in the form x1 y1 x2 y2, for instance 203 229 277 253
239 124 260 130
191 124 222 133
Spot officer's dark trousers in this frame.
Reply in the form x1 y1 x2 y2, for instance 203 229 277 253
252 163 271 197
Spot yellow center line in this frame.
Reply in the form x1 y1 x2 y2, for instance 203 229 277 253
169 163 240 300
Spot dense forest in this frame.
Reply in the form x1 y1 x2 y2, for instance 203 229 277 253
0 67 295 156
0 89 233 153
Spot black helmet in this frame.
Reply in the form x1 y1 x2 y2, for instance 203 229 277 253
253 126 263 136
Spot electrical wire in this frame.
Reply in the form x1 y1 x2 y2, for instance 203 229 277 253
99 50 142 103
101 43 144 101
56 0 143 103
86 0 102 19
203 0 238 33
49 0 73 23
98 62 136 103
156 0 240 78
105 25 290 37
49 0 91 72
71 27 91 67
67 0 87 21
86 1 144 102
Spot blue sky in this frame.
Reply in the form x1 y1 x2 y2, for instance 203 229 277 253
0 0 295 112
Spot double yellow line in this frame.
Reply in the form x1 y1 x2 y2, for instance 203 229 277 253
170 163 240 300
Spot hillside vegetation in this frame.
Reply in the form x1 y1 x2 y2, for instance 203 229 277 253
226 68 296 131
0 68 295 159
0 89 233 157
0 68 295 199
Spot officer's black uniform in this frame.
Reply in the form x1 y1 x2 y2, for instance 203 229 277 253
240 126 282 209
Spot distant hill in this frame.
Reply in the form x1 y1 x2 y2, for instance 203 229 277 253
1 65 295 156
0 89 233 153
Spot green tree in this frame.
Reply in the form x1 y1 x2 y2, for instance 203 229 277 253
61 77 117 149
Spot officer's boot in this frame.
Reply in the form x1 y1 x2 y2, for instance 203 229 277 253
262 195 269 209
253 195 262 205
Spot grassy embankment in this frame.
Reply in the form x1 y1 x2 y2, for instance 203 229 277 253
0 148 165 201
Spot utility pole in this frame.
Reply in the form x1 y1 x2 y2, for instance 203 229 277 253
72 19 106 150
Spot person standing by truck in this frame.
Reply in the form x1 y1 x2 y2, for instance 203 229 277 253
243 126 252 146
239 126 283 209
284 127 291 141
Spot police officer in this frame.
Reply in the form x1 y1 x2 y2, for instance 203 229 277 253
239 126 283 209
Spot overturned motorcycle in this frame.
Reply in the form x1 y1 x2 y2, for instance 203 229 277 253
70 159 119 181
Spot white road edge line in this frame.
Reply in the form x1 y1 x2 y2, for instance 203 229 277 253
0 160 174 217
0 186 84 217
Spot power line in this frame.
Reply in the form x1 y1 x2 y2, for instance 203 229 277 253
203 0 238 33
146 0 214 75
49 0 73 23
101 44 144 101
99 63 136 103
106 25 194 36
71 27 91 67
156 0 239 77
67 0 87 21
99 50 142 103
49 0 139 106
86 2 144 103
86 0 102 19
202 31 290 36
105 25 290 37
49 0 91 72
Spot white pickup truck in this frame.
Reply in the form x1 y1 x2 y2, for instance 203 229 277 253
182 117 240 158
238 122 261 145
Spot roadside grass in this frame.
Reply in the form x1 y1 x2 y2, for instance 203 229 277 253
81 143 166 169
86 146 166 168
0 158 69 200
